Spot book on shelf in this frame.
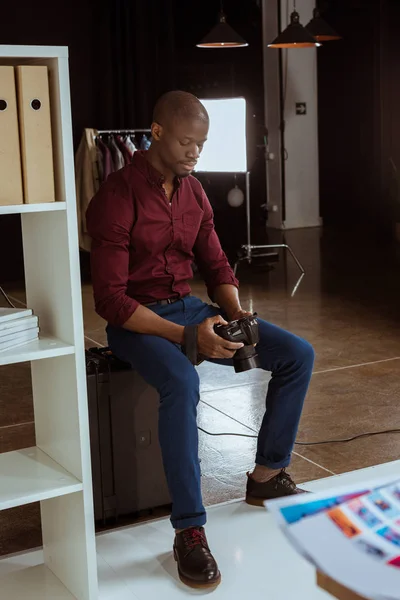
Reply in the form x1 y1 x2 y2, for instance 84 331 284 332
0 308 33 324
0 314 37 335
0 327 39 352
0 325 39 345
0 308 39 352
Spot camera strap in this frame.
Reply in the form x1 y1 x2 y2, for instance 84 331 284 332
182 325 199 365
182 325 206 366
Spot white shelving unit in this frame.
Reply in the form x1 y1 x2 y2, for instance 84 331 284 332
0 337 74 367
0 46 98 599
0 202 67 215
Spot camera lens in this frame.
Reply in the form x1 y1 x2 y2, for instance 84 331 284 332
233 345 261 373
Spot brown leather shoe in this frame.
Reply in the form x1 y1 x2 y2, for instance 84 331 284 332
246 469 307 507
173 527 221 589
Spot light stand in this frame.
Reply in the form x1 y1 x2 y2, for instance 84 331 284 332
234 172 305 297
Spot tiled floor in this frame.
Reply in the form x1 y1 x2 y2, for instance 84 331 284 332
1 459 399 599
1 226 400 552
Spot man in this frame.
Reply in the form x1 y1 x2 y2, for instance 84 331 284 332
86 91 314 590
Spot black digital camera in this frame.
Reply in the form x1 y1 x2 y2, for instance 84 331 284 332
214 315 260 373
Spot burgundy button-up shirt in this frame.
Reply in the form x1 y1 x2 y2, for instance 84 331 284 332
86 151 239 327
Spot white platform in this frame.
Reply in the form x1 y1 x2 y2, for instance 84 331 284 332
1 460 398 600
0 565 76 600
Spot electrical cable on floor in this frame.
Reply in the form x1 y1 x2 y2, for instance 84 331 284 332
197 426 400 446
2 285 397 449
0 286 16 308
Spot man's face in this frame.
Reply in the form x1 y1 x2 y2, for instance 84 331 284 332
152 117 209 178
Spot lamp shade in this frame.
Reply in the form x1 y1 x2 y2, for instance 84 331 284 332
306 8 342 42
269 10 320 48
197 12 248 48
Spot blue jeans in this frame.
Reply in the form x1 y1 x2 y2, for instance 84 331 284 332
107 296 314 530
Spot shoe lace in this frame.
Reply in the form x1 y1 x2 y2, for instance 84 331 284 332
275 469 297 491
183 527 208 551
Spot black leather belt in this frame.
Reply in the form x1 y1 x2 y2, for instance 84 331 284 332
143 295 189 308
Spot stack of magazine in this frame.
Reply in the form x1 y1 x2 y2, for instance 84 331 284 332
0 308 39 353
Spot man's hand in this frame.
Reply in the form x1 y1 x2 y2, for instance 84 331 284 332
198 315 244 359
228 309 253 322
228 310 258 348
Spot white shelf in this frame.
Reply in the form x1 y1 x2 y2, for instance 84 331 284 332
0 336 74 366
0 447 83 511
0 202 67 216
0 45 69 59
0 564 76 599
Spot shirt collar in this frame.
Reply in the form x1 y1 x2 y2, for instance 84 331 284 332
132 150 181 188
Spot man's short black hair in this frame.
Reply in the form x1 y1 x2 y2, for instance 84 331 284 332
153 91 209 126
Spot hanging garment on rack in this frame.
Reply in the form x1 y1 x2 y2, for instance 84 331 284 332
96 137 114 183
109 136 125 171
140 134 152 151
124 135 137 156
76 129 151 253
96 142 104 184
75 128 100 252
115 135 133 165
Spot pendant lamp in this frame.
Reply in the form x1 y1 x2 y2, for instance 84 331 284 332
306 7 341 42
268 3 320 49
197 1 248 48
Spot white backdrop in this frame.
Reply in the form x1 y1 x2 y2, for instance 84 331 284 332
195 97 247 173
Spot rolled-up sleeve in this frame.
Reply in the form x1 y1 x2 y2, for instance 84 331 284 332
86 181 139 327
193 186 239 301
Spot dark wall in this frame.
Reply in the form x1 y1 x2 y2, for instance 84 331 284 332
0 0 97 282
318 0 400 239
1 0 264 147
0 0 96 145
0 0 266 282
318 0 382 228
0 0 178 147
2 0 400 277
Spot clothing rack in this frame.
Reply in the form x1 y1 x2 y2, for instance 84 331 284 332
96 128 151 135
